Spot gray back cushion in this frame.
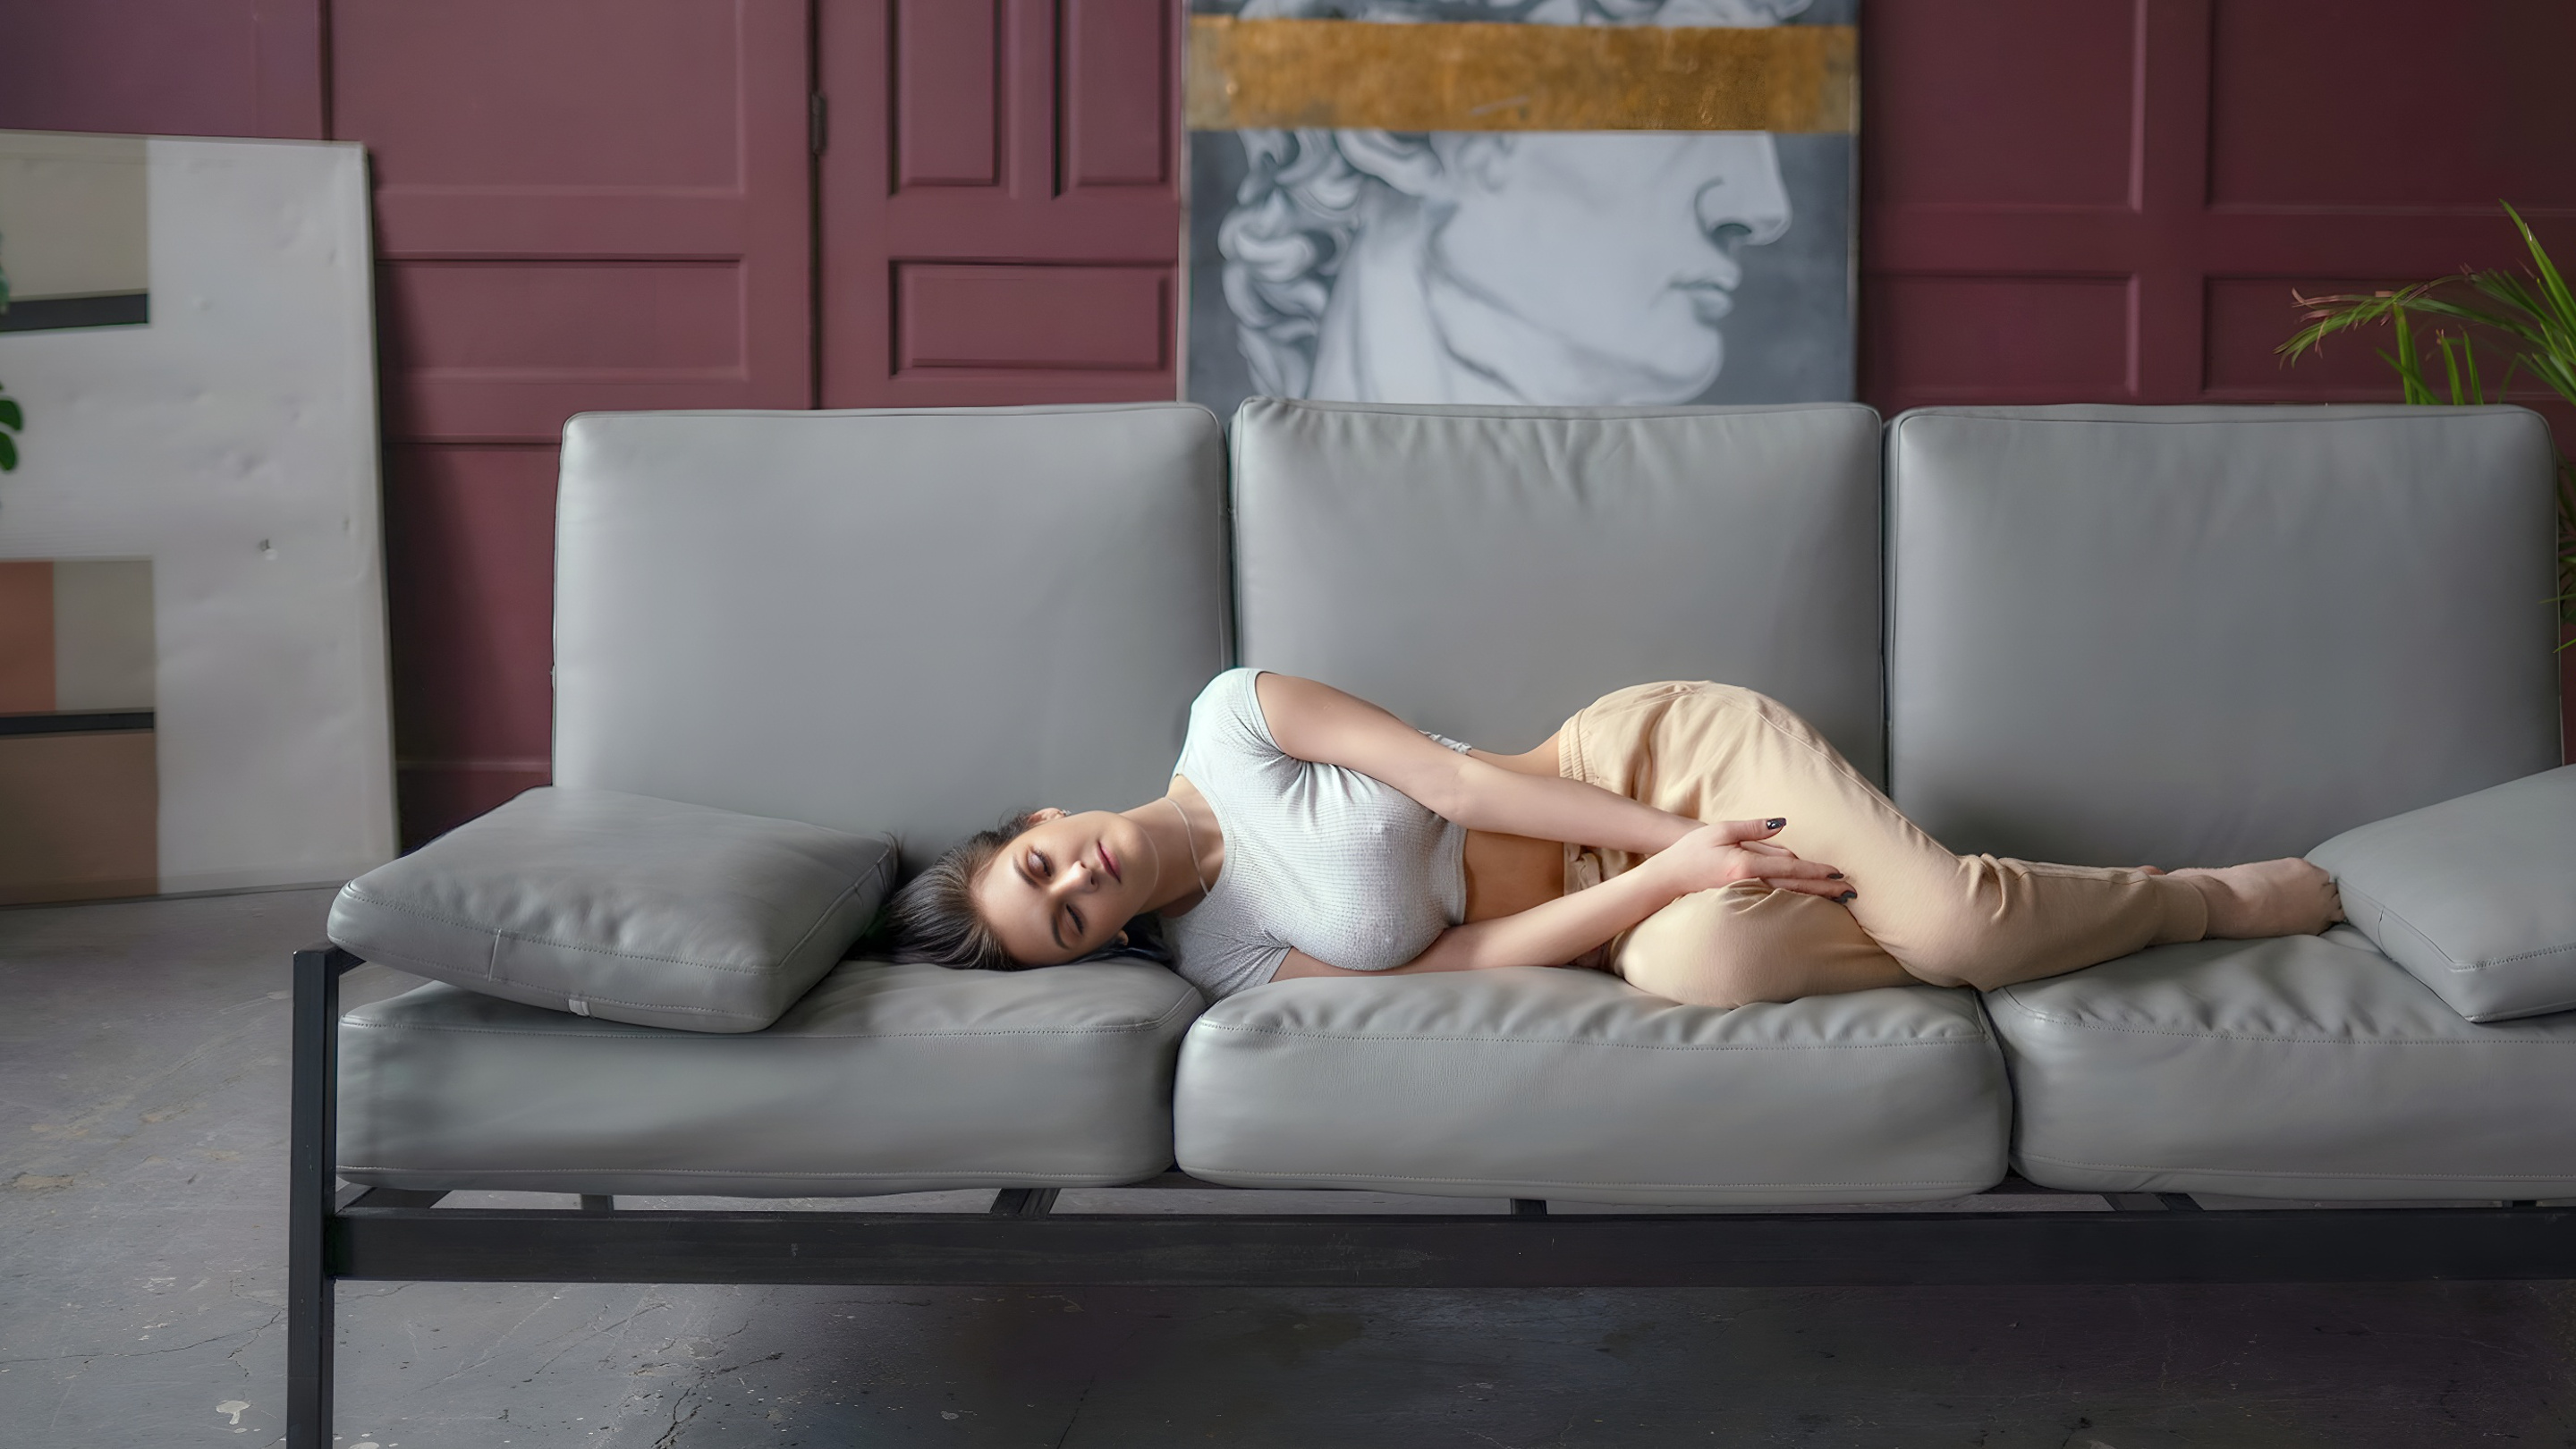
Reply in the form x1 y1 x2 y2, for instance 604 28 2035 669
555 404 1229 861
1233 400 1888 778
1887 404 2561 867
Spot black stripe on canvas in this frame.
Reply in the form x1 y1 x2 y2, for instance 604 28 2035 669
0 293 151 333
0 710 157 737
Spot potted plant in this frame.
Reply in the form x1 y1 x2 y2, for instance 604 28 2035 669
2281 204 2576 648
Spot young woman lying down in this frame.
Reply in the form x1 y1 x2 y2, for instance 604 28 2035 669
889 669 2340 1006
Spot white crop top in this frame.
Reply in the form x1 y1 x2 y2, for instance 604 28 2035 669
1161 670 1473 1002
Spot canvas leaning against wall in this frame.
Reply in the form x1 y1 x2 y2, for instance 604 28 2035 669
0 131 394 904
1184 0 1858 419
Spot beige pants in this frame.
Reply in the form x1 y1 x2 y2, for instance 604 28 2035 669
1560 682 2207 1007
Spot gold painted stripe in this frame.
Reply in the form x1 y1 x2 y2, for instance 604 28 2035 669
1185 16 1856 134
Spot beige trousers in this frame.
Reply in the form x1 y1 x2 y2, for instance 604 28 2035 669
1559 682 2207 1007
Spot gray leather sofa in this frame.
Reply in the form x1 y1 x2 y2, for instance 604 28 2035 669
287 398 2572 1445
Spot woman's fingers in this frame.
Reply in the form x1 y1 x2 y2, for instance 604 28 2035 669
1744 853 1839 879
1741 852 1853 902
1709 817 1786 844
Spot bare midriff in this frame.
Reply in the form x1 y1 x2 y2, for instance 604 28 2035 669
1459 731 1568 923
1462 828 1565 921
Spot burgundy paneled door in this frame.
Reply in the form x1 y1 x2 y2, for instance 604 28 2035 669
1862 0 2576 413
333 0 814 841
818 0 1183 406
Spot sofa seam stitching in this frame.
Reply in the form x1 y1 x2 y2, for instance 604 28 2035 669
1187 1021 1981 1050
339 942 768 1021
338 1016 1195 1040
336 1166 1165 1182
2337 879 2576 972
1983 1010 2576 1045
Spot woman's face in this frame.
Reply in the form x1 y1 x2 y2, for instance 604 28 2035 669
1428 131 1791 403
971 807 1156 967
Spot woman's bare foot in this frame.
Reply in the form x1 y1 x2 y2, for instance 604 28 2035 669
2171 859 2343 938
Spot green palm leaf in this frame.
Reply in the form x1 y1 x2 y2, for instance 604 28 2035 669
2281 202 2576 647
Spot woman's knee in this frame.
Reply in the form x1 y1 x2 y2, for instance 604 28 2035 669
1872 858 2060 991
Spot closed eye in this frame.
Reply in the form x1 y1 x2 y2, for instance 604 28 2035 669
1016 852 1067 951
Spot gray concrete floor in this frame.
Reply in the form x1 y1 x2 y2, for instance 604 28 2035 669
4 887 2573 1449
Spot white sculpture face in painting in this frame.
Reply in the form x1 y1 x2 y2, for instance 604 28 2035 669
1217 0 1810 406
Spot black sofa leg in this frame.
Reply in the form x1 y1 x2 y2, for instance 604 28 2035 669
290 945 356 1449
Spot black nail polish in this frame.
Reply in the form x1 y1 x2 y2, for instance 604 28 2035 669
1840 890 1857 902
1766 817 1786 829
1828 871 1844 879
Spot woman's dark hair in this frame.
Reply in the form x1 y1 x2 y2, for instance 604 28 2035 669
886 809 1172 970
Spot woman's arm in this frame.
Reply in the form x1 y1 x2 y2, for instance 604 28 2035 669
1252 672 1703 855
1271 820 1852 981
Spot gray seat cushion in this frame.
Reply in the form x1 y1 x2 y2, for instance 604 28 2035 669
338 960 1201 1196
2309 765 2576 1023
554 403 1227 861
1233 399 1888 780
1989 931 2576 1199
328 787 895 1032
1173 970 2007 1205
1886 404 2561 866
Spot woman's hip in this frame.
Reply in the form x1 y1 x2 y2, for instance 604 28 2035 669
1557 681 1860 802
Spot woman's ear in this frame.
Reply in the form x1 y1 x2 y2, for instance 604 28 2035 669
1030 807 1069 824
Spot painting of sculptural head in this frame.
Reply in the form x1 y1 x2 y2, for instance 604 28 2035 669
1185 0 1856 419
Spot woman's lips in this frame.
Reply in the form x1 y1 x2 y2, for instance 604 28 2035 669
1100 842 1120 883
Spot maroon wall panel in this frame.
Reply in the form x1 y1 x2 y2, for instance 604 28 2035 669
1063 0 1174 190
380 445 558 837
334 0 814 841
897 264 1170 371
0 0 325 139
1862 0 2576 409
894 0 1003 187
819 0 1182 406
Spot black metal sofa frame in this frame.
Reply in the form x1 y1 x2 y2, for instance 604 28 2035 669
285 944 2576 1445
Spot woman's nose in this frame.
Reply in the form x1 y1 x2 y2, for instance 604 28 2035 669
1050 858 1094 898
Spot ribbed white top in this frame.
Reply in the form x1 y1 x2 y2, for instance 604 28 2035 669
1163 669 1470 1001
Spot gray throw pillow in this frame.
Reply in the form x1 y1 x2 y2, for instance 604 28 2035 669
329 787 895 1032
2309 765 2576 1023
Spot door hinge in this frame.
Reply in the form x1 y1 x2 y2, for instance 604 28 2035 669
809 93 827 156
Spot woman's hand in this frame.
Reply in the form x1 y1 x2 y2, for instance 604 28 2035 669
1644 819 1852 901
